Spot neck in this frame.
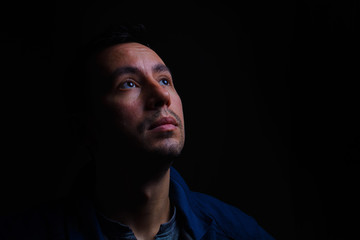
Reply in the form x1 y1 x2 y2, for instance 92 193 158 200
94 150 173 240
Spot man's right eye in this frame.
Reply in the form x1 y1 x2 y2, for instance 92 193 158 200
119 80 138 89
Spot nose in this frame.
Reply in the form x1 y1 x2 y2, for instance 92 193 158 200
145 81 171 110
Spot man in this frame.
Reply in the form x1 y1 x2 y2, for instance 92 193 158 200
1 25 275 240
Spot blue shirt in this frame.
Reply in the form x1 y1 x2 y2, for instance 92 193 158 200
0 167 275 239
97 207 181 240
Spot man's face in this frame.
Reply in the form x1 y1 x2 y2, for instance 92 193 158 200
91 42 185 157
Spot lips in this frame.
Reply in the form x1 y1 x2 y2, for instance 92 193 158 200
148 117 178 130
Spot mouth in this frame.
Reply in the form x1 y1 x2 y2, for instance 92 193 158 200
148 116 178 131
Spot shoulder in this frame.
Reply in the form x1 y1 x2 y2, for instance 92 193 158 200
170 167 274 239
190 192 275 239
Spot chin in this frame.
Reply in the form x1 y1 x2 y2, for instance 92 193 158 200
148 139 184 158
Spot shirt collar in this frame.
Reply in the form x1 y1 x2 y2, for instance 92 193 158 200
96 206 178 240
169 167 214 240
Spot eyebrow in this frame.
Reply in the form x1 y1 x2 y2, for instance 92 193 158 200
152 64 172 75
112 66 140 78
111 64 172 79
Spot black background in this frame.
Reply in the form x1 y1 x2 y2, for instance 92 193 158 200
1 1 359 239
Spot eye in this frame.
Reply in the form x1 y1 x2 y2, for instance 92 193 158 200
159 78 170 86
119 79 138 89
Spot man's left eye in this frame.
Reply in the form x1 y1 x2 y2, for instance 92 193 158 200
159 79 170 86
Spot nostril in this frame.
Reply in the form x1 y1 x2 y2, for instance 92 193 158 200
154 100 164 108
149 94 170 109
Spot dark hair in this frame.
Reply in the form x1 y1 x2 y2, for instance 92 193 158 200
62 24 151 140
63 24 150 112
83 24 151 59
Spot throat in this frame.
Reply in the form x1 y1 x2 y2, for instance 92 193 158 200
94 167 172 238
97 200 177 240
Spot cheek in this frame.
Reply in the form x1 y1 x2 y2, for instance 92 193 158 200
104 95 143 130
171 94 184 120
117 103 143 129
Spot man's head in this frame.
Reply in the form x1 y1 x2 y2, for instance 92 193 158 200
81 26 185 161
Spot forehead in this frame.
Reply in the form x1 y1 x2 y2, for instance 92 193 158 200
95 42 165 72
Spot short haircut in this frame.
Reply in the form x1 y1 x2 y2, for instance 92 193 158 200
83 24 151 59
62 24 151 139
62 24 150 116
